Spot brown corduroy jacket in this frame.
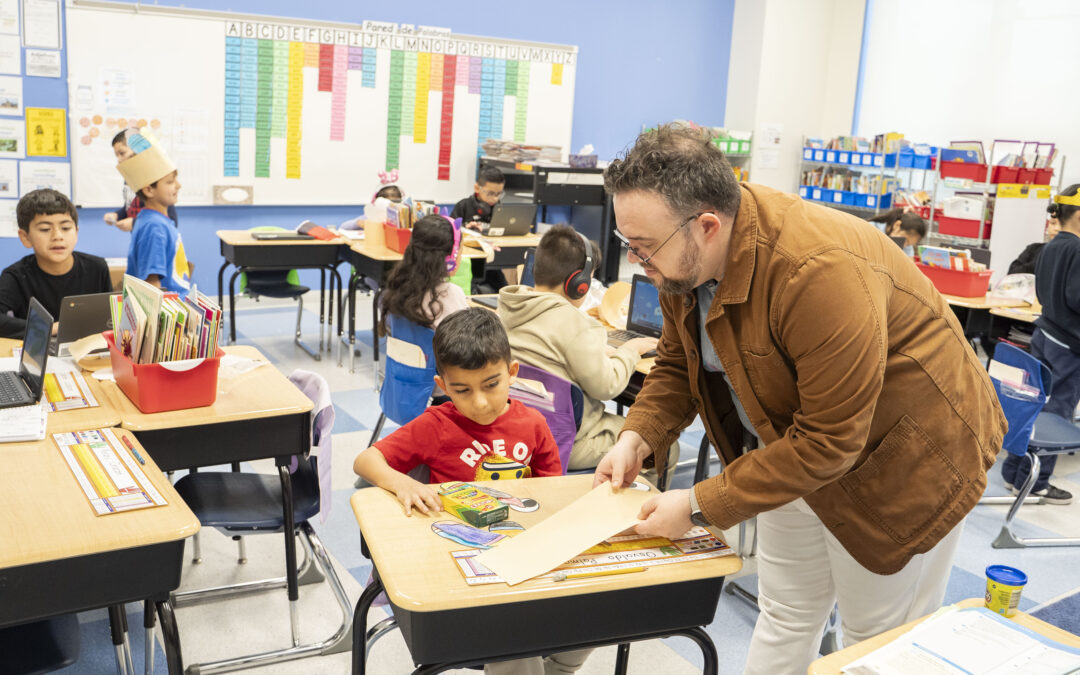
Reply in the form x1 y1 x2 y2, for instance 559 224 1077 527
624 183 1006 574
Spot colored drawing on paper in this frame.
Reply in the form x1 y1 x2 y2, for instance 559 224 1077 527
489 520 525 537
474 484 540 513
432 519 506 549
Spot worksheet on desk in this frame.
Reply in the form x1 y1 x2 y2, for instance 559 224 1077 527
843 607 1080 675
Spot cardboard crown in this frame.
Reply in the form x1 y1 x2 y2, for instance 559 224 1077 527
116 130 176 192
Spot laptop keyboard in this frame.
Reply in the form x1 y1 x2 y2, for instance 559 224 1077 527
0 372 27 404
607 329 641 343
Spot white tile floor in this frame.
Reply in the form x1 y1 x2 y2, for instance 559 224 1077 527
54 291 1080 674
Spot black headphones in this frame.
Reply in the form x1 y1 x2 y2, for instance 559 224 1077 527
564 231 594 301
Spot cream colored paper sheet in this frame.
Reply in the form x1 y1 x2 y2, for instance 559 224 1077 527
474 482 652 586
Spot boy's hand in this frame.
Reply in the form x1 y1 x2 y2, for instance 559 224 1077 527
103 213 117 225
465 221 483 231
116 217 134 232
51 321 58 336
392 475 443 516
623 337 658 356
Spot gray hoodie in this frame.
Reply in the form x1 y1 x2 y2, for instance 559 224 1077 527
497 284 641 445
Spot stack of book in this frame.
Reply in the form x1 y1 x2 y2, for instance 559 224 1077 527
113 275 222 364
509 378 555 412
917 245 987 272
385 201 446 229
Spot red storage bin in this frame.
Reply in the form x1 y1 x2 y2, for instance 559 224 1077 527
939 161 989 181
104 331 224 413
1016 168 1038 184
990 166 1019 184
915 264 992 298
1035 168 1054 185
383 223 412 253
935 215 992 239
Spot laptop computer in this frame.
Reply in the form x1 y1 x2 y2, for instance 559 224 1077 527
0 297 52 410
251 231 314 241
483 204 537 237
55 292 114 357
607 274 662 347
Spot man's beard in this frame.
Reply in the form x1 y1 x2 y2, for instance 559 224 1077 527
651 238 702 295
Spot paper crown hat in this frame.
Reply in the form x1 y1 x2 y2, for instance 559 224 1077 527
115 128 176 192
1054 192 1080 207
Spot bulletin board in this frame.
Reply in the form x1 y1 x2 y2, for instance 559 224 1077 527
64 2 577 206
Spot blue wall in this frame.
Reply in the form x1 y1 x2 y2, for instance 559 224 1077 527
4 0 736 292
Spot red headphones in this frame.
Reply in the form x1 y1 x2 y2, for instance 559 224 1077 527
564 231 594 301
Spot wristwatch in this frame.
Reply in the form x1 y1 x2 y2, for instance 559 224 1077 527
688 488 710 527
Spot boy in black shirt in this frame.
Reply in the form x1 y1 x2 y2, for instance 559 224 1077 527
0 189 112 338
451 165 505 230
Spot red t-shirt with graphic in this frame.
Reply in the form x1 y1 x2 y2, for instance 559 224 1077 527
374 400 562 483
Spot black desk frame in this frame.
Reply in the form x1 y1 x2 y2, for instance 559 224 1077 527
351 562 723 674
217 238 344 358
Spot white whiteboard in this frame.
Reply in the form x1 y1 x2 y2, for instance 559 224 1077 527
65 3 577 206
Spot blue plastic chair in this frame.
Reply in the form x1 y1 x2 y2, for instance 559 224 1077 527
987 343 1080 548
368 313 437 447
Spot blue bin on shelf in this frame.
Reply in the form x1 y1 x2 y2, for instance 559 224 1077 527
825 150 837 163
799 185 809 198
861 153 875 167
842 191 857 206
820 188 834 203
812 187 822 201
802 148 814 161
813 149 825 162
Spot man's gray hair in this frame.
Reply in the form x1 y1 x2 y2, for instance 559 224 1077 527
603 124 742 219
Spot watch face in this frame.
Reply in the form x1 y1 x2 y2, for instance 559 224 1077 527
690 511 710 528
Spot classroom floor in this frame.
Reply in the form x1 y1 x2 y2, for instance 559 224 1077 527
55 291 1080 674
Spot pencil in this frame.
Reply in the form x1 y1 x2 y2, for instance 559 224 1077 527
121 434 146 465
552 566 647 582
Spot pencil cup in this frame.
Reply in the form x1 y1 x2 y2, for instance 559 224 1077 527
985 565 1027 617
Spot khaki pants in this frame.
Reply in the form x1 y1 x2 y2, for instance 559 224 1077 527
567 411 680 486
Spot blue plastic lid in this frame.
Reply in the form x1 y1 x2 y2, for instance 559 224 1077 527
986 564 1028 586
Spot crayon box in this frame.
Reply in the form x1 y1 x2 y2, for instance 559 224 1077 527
439 481 509 527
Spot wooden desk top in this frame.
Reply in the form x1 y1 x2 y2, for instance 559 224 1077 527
990 305 1040 324
0 428 200 569
0 339 122 433
348 238 488 262
351 474 741 613
217 229 346 246
807 598 1080 673
942 294 1030 310
101 345 313 432
466 233 541 248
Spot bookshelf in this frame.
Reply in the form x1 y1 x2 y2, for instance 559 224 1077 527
795 134 926 216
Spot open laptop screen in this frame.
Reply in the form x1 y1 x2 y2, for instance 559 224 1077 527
521 250 535 287
627 275 663 337
20 298 51 401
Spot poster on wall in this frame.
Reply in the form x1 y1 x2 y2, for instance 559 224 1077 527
0 158 17 197
0 117 24 157
0 75 21 117
19 160 69 196
0 197 16 237
22 0 61 49
26 107 65 156
25 49 62 78
0 0 18 34
0 34 19 74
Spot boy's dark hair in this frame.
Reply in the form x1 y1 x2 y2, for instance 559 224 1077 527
898 212 927 240
477 165 505 186
433 308 512 375
1048 183 1080 225
111 129 129 146
379 214 455 334
533 224 601 289
604 123 741 219
135 181 158 202
16 189 78 231
375 185 402 202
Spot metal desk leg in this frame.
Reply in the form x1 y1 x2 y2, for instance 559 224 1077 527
144 599 155 675
351 571 386 675
278 464 300 647
318 269 326 353
154 599 184 675
680 626 719 675
348 274 359 373
372 288 382 364
109 604 134 675
615 643 630 674
217 261 230 313
228 269 242 344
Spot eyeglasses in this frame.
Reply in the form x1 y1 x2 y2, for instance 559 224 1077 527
614 212 712 266
479 188 504 200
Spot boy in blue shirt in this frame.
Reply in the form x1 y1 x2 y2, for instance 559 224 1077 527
116 130 191 295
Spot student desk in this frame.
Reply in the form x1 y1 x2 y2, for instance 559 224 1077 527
337 239 488 372
0 430 200 674
990 304 1040 324
807 598 1080 674
350 475 740 674
465 232 541 269
216 230 346 357
0 338 121 433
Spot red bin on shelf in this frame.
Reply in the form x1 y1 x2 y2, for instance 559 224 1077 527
939 161 989 181
936 215 992 240
104 331 224 413
990 166 1019 184
383 224 413 253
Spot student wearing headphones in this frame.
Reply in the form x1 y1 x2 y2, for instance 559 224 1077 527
497 225 677 476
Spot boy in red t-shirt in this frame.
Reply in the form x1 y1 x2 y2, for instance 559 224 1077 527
353 307 562 515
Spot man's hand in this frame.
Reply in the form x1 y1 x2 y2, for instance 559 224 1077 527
635 488 694 539
593 430 650 489
391 475 443 516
